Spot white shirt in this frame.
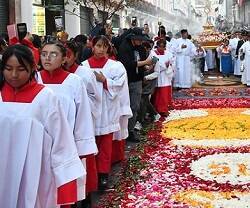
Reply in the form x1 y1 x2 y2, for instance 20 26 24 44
81 59 126 136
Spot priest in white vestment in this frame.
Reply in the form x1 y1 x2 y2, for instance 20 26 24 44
174 29 197 88
240 36 250 86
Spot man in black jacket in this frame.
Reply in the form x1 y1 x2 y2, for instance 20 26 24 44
236 30 248 58
118 27 154 142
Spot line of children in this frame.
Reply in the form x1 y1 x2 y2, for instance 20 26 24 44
0 34 132 207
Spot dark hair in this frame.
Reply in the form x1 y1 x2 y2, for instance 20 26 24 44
74 34 88 45
41 41 67 57
158 28 166 37
142 41 152 50
92 35 111 52
181 29 188 34
32 34 42 49
65 41 79 56
156 39 166 47
0 44 36 89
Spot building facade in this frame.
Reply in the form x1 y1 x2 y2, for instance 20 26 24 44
236 0 250 28
0 0 9 34
2 0 203 38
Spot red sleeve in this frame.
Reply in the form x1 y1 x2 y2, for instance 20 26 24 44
57 180 77 205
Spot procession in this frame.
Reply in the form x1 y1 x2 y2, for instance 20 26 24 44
0 0 250 207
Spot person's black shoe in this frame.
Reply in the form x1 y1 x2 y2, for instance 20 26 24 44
78 194 91 208
127 131 140 143
98 173 109 191
71 203 77 208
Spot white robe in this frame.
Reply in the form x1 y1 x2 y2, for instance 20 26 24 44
37 73 97 156
174 38 197 88
205 49 216 70
81 59 125 136
113 61 133 141
240 41 250 86
149 50 174 87
192 48 206 83
74 65 102 123
0 88 85 208
230 38 242 75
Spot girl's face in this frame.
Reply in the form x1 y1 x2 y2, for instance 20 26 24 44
65 48 77 68
3 55 32 90
40 44 66 72
92 40 109 58
158 44 166 51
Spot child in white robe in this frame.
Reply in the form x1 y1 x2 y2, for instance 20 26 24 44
0 44 85 208
150 39 174 116
112 62 133 164
81 35 125 190
38 41 97 206
64 41 101 206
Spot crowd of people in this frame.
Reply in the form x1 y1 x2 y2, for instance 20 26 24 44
0 21 249 208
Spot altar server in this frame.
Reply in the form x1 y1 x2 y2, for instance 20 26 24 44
38 41 97 205
63 40 101 206
0 44 85 207
150 39 174 116
81 35 126 189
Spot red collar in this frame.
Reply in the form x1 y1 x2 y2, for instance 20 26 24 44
40 67 70 84
68 63 79 74
1 80 44 103
88 56 108 68
155 49 165 55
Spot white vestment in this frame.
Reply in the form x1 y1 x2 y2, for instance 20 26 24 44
113 62 132 140
174 38 197 88
149 50 174 87
230 38 242 75
240 41 250 86
74 65 102 123
81 59 125 136
37 73 97 156
205 49 216 70
0 88 85 208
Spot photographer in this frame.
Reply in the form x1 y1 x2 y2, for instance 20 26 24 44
118 27 155 142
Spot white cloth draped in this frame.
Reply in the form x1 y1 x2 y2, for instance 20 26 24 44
174 38 197 88
37 73 97 156
240 41 250 86
0 88 85 207
81 59 125 136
